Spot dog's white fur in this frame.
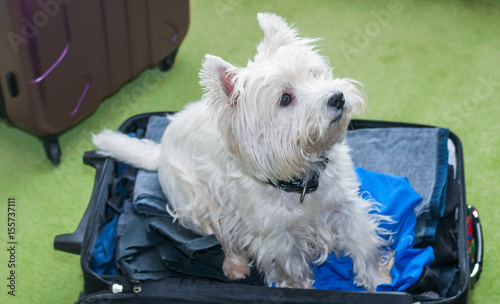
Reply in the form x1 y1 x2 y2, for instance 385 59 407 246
93 13 392 290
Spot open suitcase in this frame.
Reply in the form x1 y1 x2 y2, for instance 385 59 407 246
54 112 483 304
0 0 189 165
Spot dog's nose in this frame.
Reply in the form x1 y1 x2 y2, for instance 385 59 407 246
328 92 345 110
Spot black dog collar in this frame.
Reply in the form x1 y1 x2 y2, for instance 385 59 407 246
268 158 329 203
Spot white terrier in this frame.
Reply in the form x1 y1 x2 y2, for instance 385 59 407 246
93 13 391 290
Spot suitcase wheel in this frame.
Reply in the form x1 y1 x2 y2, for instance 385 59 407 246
157 47 179 72
43 137 61 166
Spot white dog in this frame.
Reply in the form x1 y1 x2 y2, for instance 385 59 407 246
93 13 392 290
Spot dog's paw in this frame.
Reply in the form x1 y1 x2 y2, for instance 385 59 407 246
275 278 315 289
223 256 250 280
378 250 395 284
300 278 315 289
353 260 393 291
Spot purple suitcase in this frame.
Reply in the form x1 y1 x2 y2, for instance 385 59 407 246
0 0 189 164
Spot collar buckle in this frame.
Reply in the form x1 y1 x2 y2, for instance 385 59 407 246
300 180 309 203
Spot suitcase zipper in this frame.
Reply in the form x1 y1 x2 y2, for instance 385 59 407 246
131 279 142 294
111 279 141 294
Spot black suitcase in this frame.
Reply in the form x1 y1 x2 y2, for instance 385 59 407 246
54 112 483 304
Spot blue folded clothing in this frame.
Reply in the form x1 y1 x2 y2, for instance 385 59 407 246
347 127 449 242
90 214 119 276
313 167 434 291
132 116 171 217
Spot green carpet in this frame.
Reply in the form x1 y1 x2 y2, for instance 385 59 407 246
1 0 499 303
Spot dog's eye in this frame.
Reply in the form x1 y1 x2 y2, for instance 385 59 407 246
280 94 293 107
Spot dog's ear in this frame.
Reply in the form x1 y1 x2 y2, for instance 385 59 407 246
200 54 240 153
257 13 297 44
255 13 320 62
200 54 239 107
256 13 298 55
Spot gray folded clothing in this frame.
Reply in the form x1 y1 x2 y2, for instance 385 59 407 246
132 116 170 217
347 127 449 242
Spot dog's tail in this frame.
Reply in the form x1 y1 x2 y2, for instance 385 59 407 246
92 129 160 171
